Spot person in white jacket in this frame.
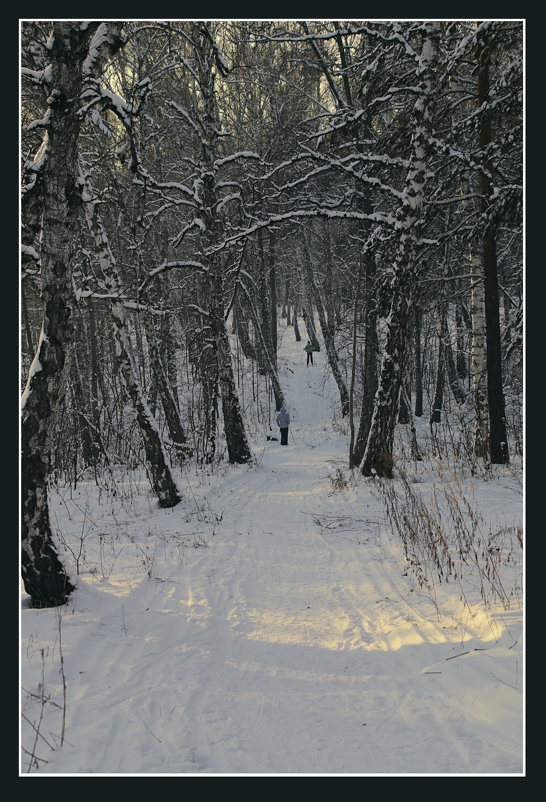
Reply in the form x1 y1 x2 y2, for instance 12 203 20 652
276 406 290 445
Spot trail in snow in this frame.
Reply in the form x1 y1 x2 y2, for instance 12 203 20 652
21 324 524 775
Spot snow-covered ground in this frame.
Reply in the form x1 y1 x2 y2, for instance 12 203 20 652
20 324 524 776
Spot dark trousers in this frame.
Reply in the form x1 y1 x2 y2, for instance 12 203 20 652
306 351 313 365
280 427 288 445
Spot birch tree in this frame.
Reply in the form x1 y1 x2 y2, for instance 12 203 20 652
21 20 523 532
21 21 124 606
80 173 181 506
189 24 252 462
470 252 489 458
361 22 440 478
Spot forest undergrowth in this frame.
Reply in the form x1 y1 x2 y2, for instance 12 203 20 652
317 391 523 628
48 396 524 629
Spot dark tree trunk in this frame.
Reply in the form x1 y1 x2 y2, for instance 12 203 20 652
234 300 257 360
187 314 218 463
398 384 410 424
400 384 423 462
348 262 361 469
284 278 291 325
257 229 273 374
144 314 188 465
301 306 319 351
194 23 252 464
114 311 182 506
268 231 278 356
293 305 301 342
323 224 336 335
413 307 424 417
210 269 252 463
87 302 104 442
352 255 379 465
477 27 509 464
164 313 180 409
70 345 100 467
455 306 468 382
21 22 111 606
429 321 445 424
483 236 509 462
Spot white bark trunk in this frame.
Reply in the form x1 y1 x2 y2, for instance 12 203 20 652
81 177 181 506
361 22 440 478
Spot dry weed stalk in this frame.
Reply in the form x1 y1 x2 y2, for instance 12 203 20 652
377 463 522 612
21 610 69 772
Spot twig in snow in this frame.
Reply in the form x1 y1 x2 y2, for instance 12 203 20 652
142 720 162 743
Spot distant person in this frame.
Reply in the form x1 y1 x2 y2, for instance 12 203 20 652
276 406 290 445
304 341 314 366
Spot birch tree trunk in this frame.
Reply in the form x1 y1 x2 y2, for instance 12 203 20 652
195 24 252 464
82 183 181 507
429 314 446 424
257 229 274 373
293 305 302 342
21 22 121 606
361 22 440 478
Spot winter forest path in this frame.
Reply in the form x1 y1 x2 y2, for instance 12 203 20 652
31 324 523 775
171 326 522 775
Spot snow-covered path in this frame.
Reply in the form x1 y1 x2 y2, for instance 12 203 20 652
20 326 524 775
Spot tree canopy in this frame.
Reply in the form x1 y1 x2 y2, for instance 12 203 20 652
20 20 523 606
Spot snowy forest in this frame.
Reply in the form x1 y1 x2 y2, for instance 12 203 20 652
20 20 524 776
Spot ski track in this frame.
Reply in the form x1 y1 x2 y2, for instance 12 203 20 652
21 330 523 775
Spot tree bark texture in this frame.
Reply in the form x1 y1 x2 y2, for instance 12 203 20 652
210 269 252 462
360 276 414 477
429 317 445 424
82 182 181 507
194 24 252 463
21 23 104 606
144 314 189 465
442 312 466 405
352 254 379 465
361 22 439 478
471 258 489 459
348 258 362 468
413 307 424 417
477 26 509 463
